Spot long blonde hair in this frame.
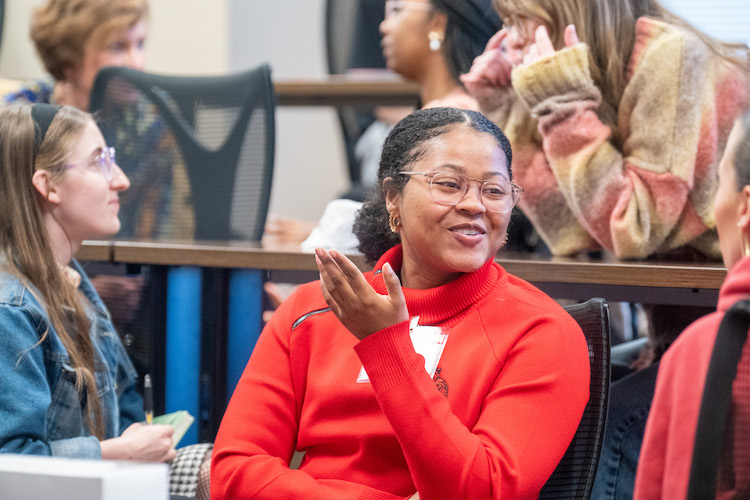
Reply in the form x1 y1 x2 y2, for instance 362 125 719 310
493 0 750 136
0 104 105 439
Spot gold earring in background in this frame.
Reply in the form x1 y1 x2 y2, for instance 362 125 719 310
428 31 443 52
389 212 400 233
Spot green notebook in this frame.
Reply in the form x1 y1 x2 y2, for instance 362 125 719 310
150 410 194 449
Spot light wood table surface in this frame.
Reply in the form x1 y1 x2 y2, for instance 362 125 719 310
274 75 420 107
78 240 726 306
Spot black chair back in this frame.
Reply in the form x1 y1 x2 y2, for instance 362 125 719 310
89 64 275 241
325 0 386 198
540 298 611 499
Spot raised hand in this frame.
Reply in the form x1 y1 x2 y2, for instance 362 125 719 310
460 29 514 99
522 24 579 66
315 248 408 340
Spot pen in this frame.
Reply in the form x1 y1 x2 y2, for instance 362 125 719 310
144 374 153 425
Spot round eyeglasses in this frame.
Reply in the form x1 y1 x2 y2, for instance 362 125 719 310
65 147 116 182
400 170 523 214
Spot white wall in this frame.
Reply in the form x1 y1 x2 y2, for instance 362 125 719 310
0 0 347 222
228 0 348 221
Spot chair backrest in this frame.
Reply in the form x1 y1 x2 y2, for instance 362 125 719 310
325 0 386 197
89 64 275 241
540 298 611 500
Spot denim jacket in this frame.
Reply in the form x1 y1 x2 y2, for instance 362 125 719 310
0 258 144 458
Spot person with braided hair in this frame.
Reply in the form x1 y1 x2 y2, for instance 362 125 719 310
212 107 589 499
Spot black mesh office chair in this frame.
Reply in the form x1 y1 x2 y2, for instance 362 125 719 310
540 298 611 499
89 64 275 241
325 0 388 200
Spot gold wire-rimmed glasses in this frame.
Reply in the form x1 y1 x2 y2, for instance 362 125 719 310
400 170 523 214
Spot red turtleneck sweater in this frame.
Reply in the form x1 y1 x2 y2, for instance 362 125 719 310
211 246 589 499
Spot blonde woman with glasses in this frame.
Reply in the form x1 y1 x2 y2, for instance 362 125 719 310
0 103 175 462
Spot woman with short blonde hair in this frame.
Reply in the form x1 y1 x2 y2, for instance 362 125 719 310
4 0 149 110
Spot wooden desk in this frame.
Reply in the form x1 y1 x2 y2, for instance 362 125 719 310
77 240 726 440
274 76 420 107
81 240 726 307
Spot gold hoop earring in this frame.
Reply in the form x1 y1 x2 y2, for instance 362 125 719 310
741 230 750 258
389 212 400 233
428 31 443 52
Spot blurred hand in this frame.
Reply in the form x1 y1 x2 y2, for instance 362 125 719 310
315 248 408 340
521 24 579 66
460 29 514 100
101 422 176 462
407 493 421 499
264 215 317 246
262 281 298 324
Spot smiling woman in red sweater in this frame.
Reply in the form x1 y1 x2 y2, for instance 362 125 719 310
211 107 590 499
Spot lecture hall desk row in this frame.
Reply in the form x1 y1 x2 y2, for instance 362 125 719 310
77 239 725 443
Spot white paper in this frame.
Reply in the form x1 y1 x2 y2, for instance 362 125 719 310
357 316 449 383
0 454 169 500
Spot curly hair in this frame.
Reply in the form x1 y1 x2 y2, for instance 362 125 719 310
353 107 512 264
31 0 149 81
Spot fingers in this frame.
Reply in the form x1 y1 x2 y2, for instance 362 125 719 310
564 24 579 47
315 248 364 309
381 262 405 306
523 43 541 65
533 25 555 55
485 28 508 51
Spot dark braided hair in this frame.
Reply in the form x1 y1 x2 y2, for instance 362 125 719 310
353 107 512 264
431 0 502 84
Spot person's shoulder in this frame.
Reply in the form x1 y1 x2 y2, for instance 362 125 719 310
0 269 49 336
632 17 711 69
482 265 581 331
660 310 721 371
2 78 54 106
0 268 34 308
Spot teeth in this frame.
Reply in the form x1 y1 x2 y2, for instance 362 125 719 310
455 228 480 236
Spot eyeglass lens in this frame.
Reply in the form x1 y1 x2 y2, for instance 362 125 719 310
428 172 517 213
98 147 116 182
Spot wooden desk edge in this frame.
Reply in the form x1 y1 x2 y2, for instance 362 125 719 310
79 241 727 290
274 79 419 107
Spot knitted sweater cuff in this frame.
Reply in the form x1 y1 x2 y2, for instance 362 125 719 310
511 43 600 116
354 321 425 396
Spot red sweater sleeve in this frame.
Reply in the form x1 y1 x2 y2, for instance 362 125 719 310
355 309 590 499
211 293 404 500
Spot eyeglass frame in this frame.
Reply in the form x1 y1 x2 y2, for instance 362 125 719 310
64 146 116 183
399 170 523 214
384 0 435 19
